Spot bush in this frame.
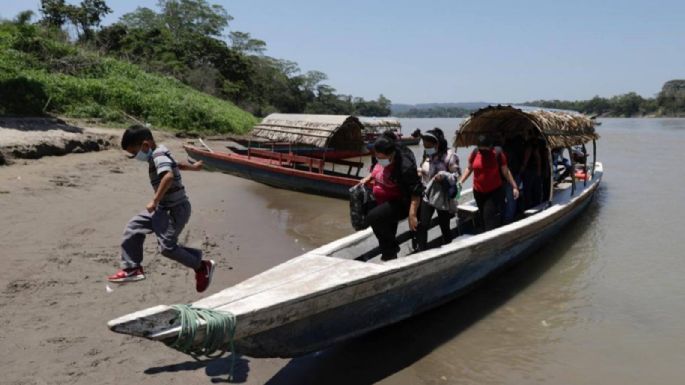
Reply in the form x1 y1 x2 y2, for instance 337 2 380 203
0 21 256 133
0 76 49 115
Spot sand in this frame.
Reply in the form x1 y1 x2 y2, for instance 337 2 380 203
0 118 115 165
0 128 345 384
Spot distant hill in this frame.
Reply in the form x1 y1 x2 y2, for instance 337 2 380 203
391 102 491 114
391 102 491 118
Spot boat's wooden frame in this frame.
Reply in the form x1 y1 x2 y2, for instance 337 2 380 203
224 140 370 160
184 145 362 199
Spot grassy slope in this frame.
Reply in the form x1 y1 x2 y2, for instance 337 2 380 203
0 22 257 133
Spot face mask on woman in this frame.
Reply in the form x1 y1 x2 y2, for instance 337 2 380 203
377 158 391 167
425 148 436 156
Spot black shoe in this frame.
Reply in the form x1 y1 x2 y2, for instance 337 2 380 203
381 254 397 261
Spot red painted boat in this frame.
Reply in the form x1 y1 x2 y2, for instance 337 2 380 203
185 145 363 199
225 140 370 160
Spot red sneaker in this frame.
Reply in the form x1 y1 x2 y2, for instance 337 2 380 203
107 267 145 283
195 260 216 293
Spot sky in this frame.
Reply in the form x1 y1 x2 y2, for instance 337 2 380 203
1 0 684 104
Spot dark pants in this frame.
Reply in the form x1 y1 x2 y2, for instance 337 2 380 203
416 200 452 251
120 200 202 270
503 175 522 224
473 187 505 232
367 200 408 260
522 170 542 209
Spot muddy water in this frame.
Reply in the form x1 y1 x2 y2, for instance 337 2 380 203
244 118 685 384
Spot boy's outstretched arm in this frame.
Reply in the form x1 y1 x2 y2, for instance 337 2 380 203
179 160 204 171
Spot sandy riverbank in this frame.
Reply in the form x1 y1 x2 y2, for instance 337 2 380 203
0 128 359 384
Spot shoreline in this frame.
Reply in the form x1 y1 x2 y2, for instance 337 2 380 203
0 131 352 384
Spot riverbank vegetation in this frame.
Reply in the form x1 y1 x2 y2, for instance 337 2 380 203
396 80 685 118
524 80 685 117
0 0 391 134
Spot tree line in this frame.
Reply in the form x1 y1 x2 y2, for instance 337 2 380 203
395 106 472 118
33 0 391 117
524 80 685 117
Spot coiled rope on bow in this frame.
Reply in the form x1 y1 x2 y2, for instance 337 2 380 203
165 304 238 380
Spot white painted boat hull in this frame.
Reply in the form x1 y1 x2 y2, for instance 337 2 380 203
109 164 603 358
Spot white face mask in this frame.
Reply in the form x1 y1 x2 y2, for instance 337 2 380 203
425 148 436 156
377 158 391 167
134 147 152 162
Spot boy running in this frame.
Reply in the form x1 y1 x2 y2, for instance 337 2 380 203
107 125 215 292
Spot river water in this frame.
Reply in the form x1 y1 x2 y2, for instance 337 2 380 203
244 118 685 384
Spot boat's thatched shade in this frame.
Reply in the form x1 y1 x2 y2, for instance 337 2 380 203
251 114 364 150
359 117 402 133
455 105 599 148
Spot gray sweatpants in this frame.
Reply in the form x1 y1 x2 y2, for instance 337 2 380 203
120 200 202 270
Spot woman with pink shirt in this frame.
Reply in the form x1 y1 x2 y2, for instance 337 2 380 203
358 132 423 260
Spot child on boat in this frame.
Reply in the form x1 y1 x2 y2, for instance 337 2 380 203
107 125 215 292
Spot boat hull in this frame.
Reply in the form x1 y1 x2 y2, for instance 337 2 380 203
185 146 359 199
108 165 602 359
235 175 599 357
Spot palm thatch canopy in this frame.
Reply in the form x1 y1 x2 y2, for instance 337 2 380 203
251 114 364 150
455 105 599 148
359 117 402 133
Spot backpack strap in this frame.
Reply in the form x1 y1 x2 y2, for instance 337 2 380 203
494 146 503 168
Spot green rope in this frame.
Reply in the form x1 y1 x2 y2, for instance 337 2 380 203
165 304 238 380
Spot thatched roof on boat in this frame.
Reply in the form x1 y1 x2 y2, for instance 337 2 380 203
251 114 364 150
359 117 402 133
455 105 599 148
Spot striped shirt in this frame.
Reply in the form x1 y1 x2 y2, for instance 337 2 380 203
148 145 187 208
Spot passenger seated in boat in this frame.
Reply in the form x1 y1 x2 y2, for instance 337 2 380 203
415 128 461 251
459 135 519 231
357 131 423 260
521 138 543 209
552 148 572 183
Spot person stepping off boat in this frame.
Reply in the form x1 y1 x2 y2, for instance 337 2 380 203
416 128 461 251
357 131 423 261
107 125 215 293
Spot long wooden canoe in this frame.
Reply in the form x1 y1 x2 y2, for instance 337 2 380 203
108 163 603 358
184 145 362 199
225 141 370 160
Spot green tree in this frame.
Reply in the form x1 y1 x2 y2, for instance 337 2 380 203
159 0 232 38
610 92 643 117
73 0 112 40
657 80 685 115
39 0 111 40
15 10 35 25
229 31 266 55
40 0 68 28
120 7 161 30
